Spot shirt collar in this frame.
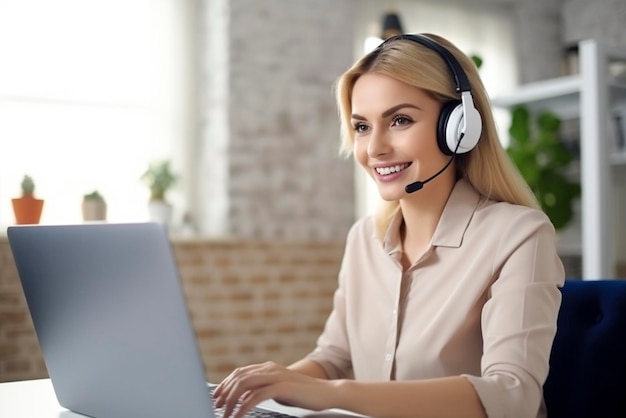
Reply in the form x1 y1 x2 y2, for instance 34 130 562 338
382 179 482 254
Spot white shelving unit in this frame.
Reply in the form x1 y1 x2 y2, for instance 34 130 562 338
492 39 626 279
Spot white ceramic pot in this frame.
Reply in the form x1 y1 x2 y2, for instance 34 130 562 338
82 200 107 221
148 200 173 227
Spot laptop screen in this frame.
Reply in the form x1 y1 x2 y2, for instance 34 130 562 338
8 223 215 418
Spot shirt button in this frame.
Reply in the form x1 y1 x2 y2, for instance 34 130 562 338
385 353 392 362
392 309 398 316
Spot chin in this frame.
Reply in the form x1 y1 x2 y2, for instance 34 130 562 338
376 187 405 202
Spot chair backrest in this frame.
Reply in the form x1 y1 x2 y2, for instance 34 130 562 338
544 279 626 417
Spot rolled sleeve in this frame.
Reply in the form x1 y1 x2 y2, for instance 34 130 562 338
465 211 564 417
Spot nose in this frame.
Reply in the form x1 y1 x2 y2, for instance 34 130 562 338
367 128 391 158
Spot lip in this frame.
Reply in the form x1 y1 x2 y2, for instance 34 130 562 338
371 162 412 183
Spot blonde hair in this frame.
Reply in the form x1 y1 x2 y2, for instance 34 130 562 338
334 34 539 239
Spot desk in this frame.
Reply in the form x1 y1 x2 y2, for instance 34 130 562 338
0 379 75 418
0 378 362 418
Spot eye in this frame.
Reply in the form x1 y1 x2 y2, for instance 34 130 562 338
353 122 369 133
391 115 413 127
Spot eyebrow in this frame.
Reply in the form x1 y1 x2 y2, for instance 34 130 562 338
351 103 422 121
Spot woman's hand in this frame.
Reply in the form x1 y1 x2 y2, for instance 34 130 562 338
213 361 340 418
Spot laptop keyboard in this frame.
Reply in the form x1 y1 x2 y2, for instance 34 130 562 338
213 409 297 418
209 386 298 418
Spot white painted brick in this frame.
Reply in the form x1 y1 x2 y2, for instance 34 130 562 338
199 0 358 240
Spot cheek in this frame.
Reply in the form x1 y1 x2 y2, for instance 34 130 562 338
353 138 369 169
407 124 441 157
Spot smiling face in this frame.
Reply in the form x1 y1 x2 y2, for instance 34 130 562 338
351 72 453 201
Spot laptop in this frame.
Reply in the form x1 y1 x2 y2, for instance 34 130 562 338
7 222 361 418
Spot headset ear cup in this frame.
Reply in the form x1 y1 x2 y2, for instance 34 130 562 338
437 101 461 155
455 101 482 153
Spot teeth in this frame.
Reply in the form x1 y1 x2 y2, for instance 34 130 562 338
375 163 409 175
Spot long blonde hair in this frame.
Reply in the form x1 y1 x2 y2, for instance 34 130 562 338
334 33 539 238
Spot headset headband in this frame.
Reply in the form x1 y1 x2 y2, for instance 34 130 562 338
377 33 471 93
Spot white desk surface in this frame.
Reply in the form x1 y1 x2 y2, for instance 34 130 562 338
0 378 80 418
0 378 362 418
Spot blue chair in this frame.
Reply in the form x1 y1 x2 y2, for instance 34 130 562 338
544 279 626 417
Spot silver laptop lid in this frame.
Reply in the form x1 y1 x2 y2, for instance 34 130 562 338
7 222 215 418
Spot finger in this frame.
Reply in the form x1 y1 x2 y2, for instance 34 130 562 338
233 393 263 418
221 399 236 418
214 366 247 396
221 386 252 418
219 374 261 413
233 386 277 418
231 376 289 418
216 364 287 410
214 363 263 400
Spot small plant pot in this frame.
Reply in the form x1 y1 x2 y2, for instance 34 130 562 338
148 200 173 227
82 199 107 222
11 197 44 225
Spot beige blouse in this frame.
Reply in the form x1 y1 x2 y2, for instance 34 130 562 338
306 179 565 418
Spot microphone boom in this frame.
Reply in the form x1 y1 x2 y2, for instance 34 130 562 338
404 155 455 194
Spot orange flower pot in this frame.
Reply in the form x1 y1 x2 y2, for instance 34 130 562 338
11 197 44 225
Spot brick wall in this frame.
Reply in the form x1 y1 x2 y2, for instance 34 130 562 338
0 240 46 381
197 0 357 240
0 236 345 383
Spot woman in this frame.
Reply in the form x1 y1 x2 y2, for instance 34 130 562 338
214 33 564 418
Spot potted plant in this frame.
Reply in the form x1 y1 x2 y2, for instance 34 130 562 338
11 175 44 224
141 160 177 226
506 106 581 230
82 190 107 221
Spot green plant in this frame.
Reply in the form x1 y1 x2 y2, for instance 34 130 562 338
141 160 177 201
21 175 35 197
83 190 105 201
470 54 483 69
506 106 581 230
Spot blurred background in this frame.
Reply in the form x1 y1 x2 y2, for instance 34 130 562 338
2 0 623 239
2 0 626 383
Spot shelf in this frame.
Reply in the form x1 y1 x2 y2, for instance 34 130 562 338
491 75 582 119
492 75 581 107
493 78 626 122
492 39 626 278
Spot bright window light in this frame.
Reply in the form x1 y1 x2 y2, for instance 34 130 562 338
0 0 187 227
364 36 383 54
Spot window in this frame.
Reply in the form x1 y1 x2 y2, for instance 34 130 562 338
0 0 193 228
